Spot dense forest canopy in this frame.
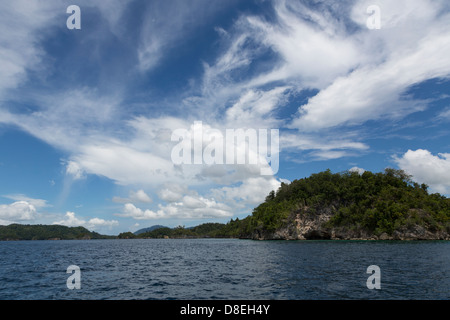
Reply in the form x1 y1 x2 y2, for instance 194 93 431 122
0 224 113 240
243 168 449 237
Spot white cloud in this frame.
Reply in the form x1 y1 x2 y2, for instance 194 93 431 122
157 184 187 203
290 0 450 132
437 107 450 121
118 203 164 220
247 0 362 89
2 194 50 209
53 211 119 230
137 0 230 71
116 178 282 221
0 201 37 225
2 0 449 229
395 149 450 195
53 211 86 227
225 87 291 128
71 142 175 186
311 150 352 161
1 1 374 190
211 176 282 207
188 0 450 139
118 199 233 221
87 217 119 228
113 189 152 204
128 189 152 203
66 161 85 180
0 1 60 97
349 166 366 175
0 0 130 97
181 195 206 209
280 132 369 161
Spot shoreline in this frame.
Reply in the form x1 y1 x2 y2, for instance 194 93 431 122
2 236 449 242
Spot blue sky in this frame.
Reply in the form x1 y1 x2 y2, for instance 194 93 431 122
1 0 449 235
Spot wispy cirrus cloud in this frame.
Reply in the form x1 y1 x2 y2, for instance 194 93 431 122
137 0 235 72
291 0 450 132
2 194 50 210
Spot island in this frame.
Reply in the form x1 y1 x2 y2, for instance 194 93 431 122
0 224 114 241
122 169 449 241
2 169 449 241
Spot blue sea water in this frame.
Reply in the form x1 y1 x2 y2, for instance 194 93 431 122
0 239 448 300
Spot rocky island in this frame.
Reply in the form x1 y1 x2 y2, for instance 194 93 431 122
2 169 449 241
123 169 449 241
236 169 450 240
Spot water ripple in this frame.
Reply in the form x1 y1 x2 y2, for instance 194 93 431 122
0 239 448 299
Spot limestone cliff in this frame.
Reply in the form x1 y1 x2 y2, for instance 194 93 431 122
244 169 450 241
250 208 450 241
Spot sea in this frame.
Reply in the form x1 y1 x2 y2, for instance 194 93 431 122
0 238 448 300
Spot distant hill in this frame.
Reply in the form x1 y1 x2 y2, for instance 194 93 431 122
134 225 168 235
130 223 226 239
0 224 114 240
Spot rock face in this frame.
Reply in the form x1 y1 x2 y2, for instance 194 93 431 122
251 209 450 241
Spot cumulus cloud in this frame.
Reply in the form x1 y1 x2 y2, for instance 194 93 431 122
113 189 152 204
117 199 233 221
53 211 86 227
118 203 163 220
212 176 282 207
53 211 119 230
157 184 188 203
117 175 282 221
349 166 366 175
395 149 450 195
0 201 37 225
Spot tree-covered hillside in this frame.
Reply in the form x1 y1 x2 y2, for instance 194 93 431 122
119 223 226 239
0 224 113 240
125 169 449 240
239 168 449 239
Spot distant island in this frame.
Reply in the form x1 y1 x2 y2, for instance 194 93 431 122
1 169 449 241
134 225 168 235
0 224 114 241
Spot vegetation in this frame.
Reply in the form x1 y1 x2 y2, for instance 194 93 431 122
134 225 167 235
134 223 227 239
243 168 449 237
113 169 450 240
3 169 448 241
0 224 113 240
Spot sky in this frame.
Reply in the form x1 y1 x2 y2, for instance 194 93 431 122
0 0 449 235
